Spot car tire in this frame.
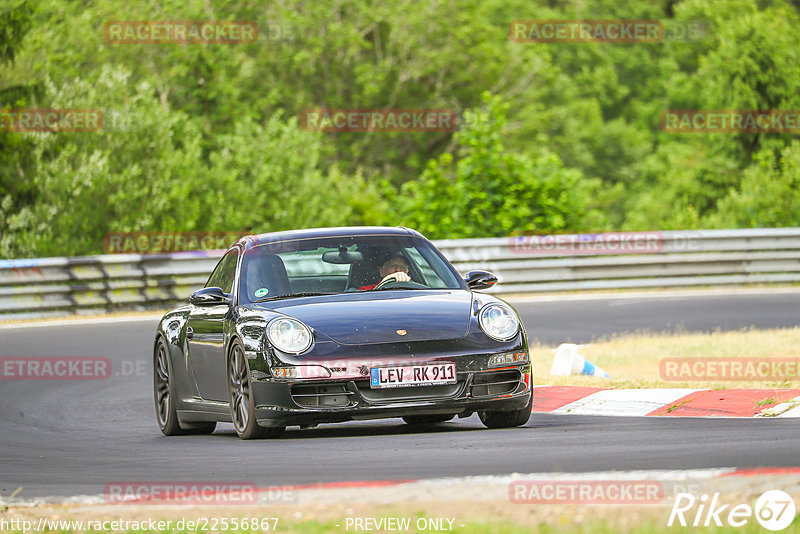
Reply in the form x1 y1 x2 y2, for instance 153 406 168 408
154 338 185 436
155 338 218 436
228 341 284 440
402 414 456 425
479 391 533 429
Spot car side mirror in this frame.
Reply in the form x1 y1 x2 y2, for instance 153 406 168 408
465 270 498 290
189 287 231 306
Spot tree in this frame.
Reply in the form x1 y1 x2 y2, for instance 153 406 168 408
398 93 605 238
0 0 39 246
0 65 387 258
708 141 800 228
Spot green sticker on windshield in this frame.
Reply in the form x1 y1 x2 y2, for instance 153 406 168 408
254 288 269 298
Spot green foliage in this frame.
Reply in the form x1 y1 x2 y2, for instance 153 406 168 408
0 1 33 66
708 141 800 227
398 93 605 239
0 0 39 233
677 0 800 163
2 0 800 258
0 65 387 258
623 140 739 230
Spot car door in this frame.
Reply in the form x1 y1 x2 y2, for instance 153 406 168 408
186 249 238 402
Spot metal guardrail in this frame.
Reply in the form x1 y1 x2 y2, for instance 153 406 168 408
1 228 800 320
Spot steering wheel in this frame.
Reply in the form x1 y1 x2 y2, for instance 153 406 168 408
374 276 428 290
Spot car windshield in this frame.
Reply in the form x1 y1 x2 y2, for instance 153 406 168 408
238 234 465 304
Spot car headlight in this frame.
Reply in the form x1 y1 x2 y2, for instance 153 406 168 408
267 317 313 354
478 304 519 341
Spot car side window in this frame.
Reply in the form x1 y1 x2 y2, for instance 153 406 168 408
206 250 238 294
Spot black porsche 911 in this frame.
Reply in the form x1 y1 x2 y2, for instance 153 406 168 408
153 226 532 439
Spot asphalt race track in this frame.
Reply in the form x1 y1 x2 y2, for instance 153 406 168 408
1 290 798 500
514 289 800 344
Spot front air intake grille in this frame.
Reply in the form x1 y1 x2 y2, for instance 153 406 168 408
354 380 462 403
291 383 354 408
470 370 521 397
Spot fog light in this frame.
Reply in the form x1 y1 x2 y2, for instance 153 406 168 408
272 365 331 379
488 352 528 367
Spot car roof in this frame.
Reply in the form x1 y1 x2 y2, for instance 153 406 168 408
233 226 425 251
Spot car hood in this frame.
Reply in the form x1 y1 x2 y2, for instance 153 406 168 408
259 290 472 345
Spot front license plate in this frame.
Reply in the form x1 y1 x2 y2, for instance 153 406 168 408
370 362 457 389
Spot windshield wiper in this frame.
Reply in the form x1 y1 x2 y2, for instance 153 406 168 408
372 286 419 291
252 292 335 303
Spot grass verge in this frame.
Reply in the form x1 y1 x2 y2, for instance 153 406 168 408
530 327 800 389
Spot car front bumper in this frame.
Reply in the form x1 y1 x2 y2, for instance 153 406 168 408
251 364 532 427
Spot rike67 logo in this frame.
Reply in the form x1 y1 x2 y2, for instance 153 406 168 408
669 490 796 531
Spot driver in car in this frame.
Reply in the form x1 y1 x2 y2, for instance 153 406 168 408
359 253 411 290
